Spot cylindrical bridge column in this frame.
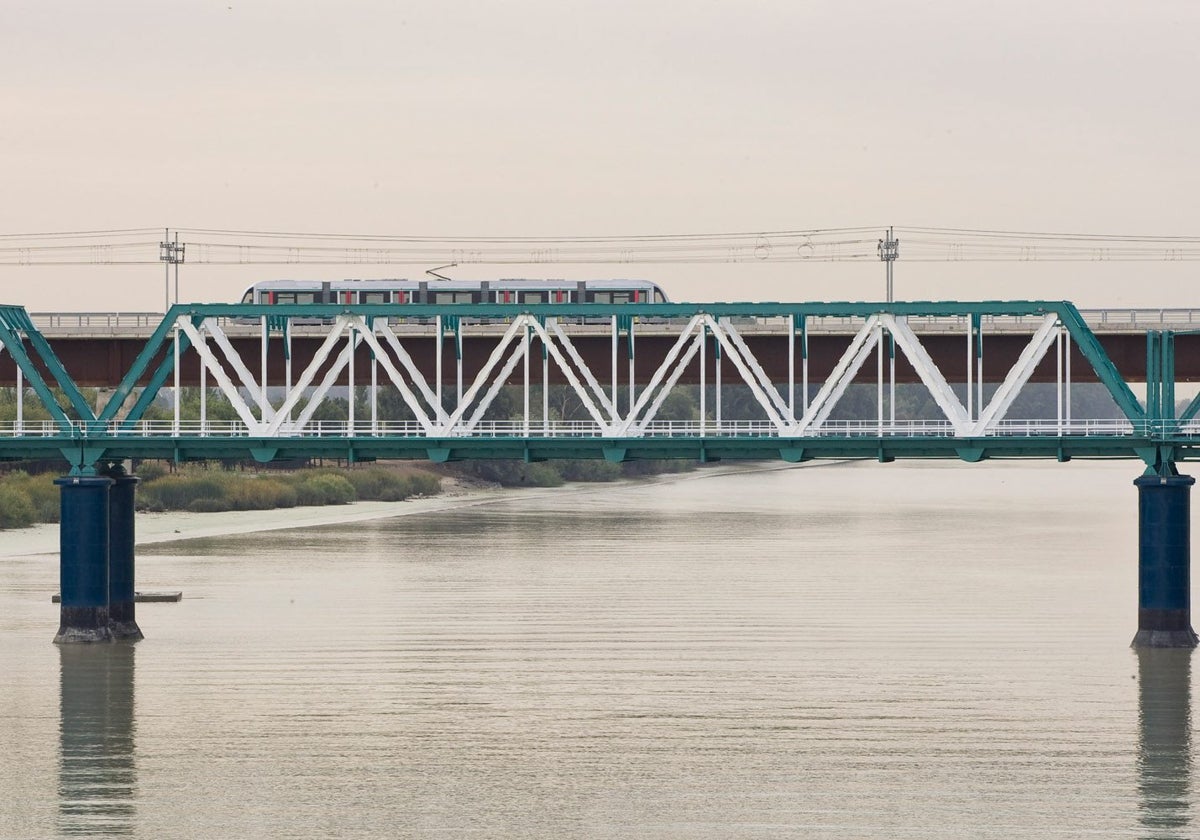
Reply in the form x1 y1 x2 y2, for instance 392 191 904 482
103 466 143 641
1133 474 1199 648
54 475 115 644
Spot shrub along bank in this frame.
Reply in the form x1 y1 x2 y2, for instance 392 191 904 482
0 463 443 528
0 454 695 529
135 464 441 513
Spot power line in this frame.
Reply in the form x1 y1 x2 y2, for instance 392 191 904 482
1 226 1199 267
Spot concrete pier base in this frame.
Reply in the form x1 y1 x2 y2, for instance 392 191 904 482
103 466 143 641
1132 474 1199 648
54 475 115 644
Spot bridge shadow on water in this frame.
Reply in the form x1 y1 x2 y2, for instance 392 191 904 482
1138 648 1194 838
58 644 136 837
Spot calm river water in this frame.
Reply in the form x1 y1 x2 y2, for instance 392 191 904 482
0 460 1194 838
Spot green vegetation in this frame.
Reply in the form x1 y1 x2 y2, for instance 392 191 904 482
135 465 440 513
0 463 445 528
0 471 61 526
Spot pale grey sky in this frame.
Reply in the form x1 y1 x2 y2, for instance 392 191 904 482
2 1 1198 310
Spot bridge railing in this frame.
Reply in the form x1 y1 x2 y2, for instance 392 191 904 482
5 418 1200 440
28 312 164 334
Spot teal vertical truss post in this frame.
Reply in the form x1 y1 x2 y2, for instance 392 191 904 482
102 464 143 641
1133 474 1199 648
54 475 115 644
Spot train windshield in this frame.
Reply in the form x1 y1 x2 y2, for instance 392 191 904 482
240 289 253 304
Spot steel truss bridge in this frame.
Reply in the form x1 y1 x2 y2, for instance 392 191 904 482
0 299 1194 476
12 298 1198 648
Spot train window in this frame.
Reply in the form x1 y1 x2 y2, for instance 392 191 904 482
590 291 630 304
520 291 545 304
360 291 389 304
241 289 253 304
592 290 633 303
273 291 319 304
434 291 475 304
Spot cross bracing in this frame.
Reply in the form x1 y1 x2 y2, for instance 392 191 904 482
0 300 1195 473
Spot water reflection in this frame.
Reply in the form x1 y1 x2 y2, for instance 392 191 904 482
1138 648 1193 838
58 644 136 837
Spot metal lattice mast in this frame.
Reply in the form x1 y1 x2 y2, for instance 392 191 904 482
878 226 899 303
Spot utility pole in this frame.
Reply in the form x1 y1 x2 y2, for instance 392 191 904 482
159 229 186 312
878 226 899 303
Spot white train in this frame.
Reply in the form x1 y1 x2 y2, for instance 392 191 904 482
238 278 669 306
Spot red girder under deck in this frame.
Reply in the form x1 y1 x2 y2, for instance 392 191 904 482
0 332 1189 388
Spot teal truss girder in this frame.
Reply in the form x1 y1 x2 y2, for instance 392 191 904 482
0 300 1193 469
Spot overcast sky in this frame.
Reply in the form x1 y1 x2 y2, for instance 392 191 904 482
3 1 1198 310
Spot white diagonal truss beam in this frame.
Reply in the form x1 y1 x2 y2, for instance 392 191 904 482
529 318 615 433
259 316 355 435
203 318 275 421
462 333 529 433
879 314 971 434
548 319 618 421
613 315 705 435
349 320 440 433
795 315 883 435
176 317 266 433
443 316 529 433
629 329 706 435
706 316 794 430
288 330 362 433
970 314 1061 436
375 321 449 425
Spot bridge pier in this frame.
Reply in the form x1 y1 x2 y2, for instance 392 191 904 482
103 465 143 641
53 467 144 644
53 476 114 644
1133 474 1199 648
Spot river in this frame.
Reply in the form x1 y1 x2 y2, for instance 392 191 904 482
0 460 1193 838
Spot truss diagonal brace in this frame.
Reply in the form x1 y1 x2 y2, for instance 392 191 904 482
375 321 449 424
176 317 266 433
629 328 706 435
970 314 1060 435
351 320 439 433
528 318 614 433
548 319 618 420
617 314 704 435
706 316 793 430
796 315 882 434
879 314 970 434
443 317 530 431
203 318 276 422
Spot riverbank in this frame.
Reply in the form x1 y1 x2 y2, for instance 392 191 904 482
0 477 510 558
1 463 797 559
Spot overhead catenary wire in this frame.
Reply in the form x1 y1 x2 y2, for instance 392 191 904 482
0 226 1199 266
